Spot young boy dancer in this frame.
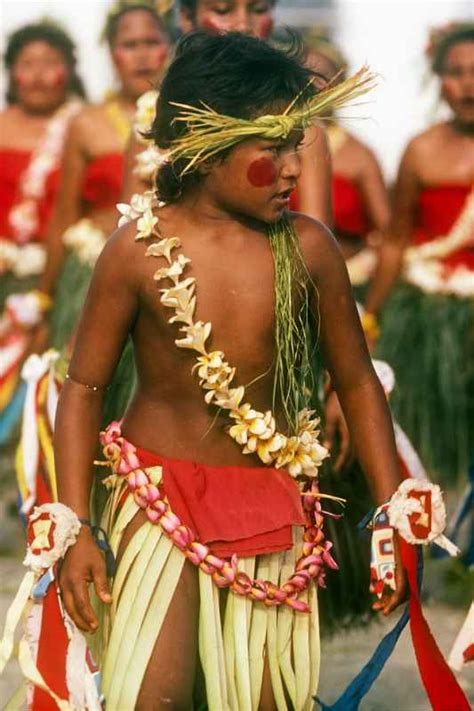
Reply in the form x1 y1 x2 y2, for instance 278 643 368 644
56 33 406 709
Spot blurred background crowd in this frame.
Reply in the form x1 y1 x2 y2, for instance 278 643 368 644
0 0 473 703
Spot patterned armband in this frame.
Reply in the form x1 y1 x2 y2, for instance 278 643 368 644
5 289 52 329
0 504 103 710
387 479 460 556
25 503 82 571
367 503 396 599
366 480 459 598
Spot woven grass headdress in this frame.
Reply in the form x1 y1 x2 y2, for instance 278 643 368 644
166 66 376 175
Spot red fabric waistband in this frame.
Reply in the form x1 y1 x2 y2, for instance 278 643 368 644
134 444 305 558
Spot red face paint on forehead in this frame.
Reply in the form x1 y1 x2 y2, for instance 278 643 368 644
247 157 277 187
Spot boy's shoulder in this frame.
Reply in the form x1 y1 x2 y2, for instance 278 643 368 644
290 211 341 276
94 219 145 287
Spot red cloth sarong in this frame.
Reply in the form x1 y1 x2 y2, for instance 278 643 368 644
134 443 305 557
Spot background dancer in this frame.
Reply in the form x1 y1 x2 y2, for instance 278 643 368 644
39 1 170 351
302 31 390 296
366 22 474 484
11 1 170 516
0 21 85 445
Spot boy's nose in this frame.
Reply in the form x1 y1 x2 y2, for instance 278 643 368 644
281 152 301 181
233 10 251 34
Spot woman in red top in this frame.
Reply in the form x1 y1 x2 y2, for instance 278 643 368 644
9 3 170 514
38 3 170 350
0 22 84 447
366 22 474 482
301 32 390 290
0 21 85 306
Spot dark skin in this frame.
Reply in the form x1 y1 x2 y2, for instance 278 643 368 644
365 39 474 315
57 133 406 709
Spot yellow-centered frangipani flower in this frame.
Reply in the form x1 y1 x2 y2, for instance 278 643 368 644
160 278 196 310
175 321 212 354
135 145 170 181
136 210 159 240
193 352 236 402
133 90 159 142
117 191 156 227
154 254 191 282
146 237 181 264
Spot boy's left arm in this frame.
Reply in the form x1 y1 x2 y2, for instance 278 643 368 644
298 216 407 613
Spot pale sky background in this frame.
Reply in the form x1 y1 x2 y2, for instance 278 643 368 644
1 0 473 180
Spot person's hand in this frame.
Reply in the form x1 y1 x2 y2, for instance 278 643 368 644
59 527 112 633
322 389 352 472
372 534 408 615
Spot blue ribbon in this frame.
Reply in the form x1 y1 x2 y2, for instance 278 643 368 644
0 382 26 446
315 548 423 710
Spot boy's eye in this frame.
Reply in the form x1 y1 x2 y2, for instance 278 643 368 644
251 2 271 14
210 3 232 14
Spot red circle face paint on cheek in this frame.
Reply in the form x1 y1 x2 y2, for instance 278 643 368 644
255 17 274 40
50 66 66 88
247 157 277 187
13 70 30 88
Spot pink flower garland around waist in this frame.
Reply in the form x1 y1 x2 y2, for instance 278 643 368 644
100 421 339 613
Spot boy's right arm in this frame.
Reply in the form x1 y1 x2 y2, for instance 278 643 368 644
55 225 139 632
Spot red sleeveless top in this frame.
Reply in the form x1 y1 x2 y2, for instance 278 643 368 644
81 153 124 212
412 185 474 269
289 174 370 238
332 174 369 238
0 149 60 242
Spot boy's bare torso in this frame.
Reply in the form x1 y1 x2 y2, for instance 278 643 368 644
120 205 309 465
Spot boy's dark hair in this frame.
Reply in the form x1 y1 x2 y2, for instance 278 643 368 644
179 0 277 17
152 31 316 202
432 23 474 74
4 20 86 103
102 2 169 47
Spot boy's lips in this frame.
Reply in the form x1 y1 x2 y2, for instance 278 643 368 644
273 187 294 202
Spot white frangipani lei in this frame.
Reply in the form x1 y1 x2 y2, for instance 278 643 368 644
8 100 82 244
118 192 329 478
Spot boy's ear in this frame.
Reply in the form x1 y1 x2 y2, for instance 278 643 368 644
198 159 213 176
179 9 195 34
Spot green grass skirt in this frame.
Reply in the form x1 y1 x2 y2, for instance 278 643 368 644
49 251 94 350
375 281 474 485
